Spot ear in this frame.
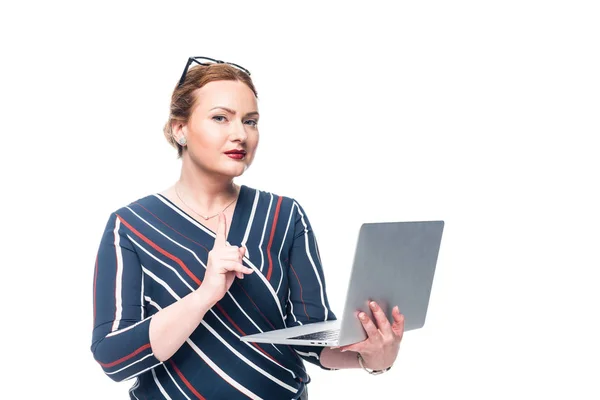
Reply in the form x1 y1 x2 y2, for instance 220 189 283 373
172 121 187 143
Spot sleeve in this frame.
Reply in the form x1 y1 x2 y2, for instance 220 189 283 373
91 212 162 382
285 200 338 370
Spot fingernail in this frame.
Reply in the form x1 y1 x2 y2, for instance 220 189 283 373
359 313 366 320
370 302 377 310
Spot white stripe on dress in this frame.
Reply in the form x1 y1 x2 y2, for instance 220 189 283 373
111 218 124 331
153 194 286 322
145 295 160 311
144 285 265 399
126 206 264 333
106 353 155 375
145 295 286 372
186 337 264 399
202 318 297 392
129 378 141 400
128 236 195 291
123 362 163 381
162 364 192 400
128 222 284 360
287 288 301 325
106 316 152 338
145 301 194 399
294 202 328 320
241 189 261 258
142 269 295 394
294 350 320 360
141 266 181 299
258 193 273 272
152 368 173 400
140 269 145 320
276 203 296 294
244 256 285 322
126 207 285 356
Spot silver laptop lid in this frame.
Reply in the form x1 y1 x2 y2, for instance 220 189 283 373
337 221 444 346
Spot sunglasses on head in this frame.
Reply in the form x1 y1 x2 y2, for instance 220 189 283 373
178 56 251 88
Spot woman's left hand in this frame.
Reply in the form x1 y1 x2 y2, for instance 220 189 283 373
337 301 405 371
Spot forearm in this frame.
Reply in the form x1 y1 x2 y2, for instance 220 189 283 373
319 347 361 369
149 286 217 361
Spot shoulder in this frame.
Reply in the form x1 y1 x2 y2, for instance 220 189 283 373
102 192 165 224
242 185 310 221
96 193 170 249
242 184 298 209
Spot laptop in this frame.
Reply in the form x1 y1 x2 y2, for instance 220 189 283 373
240 220 444 347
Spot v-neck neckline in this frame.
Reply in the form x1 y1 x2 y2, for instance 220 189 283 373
155 184 247 244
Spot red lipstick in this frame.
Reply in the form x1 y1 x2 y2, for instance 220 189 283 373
224 149 246 160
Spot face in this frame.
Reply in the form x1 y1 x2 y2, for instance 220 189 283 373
175 80 259 178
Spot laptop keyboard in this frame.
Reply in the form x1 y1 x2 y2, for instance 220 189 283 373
289 329 340 341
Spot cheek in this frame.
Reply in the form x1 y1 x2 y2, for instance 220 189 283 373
191 122 222 146
249 132 260 149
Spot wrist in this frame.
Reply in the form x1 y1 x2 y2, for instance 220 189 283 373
356 353 392 375
192 286 218 311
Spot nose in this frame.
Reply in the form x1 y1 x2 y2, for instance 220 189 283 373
229 119 248 142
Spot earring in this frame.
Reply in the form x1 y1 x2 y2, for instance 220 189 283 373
178 136 187 146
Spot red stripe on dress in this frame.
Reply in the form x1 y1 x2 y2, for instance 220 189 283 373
116 214 201 286
214 304 278 363
232 282 301 360
235 282 277 329
99 343 152 368
120 209 281 365
134 201 211 255
266 196 283 281
289 263 310 321
169 360 206 400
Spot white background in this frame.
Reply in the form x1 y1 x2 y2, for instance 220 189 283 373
1 1 599 399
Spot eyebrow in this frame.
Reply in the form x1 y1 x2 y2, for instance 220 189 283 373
210 106 259 118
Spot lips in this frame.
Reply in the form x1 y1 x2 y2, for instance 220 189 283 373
225 149 246 160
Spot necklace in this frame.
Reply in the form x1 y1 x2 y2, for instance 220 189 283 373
175 183 239 221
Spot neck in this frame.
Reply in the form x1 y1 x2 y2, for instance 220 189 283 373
177 163 238 212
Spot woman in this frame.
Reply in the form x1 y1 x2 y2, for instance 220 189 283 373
91 57 405 400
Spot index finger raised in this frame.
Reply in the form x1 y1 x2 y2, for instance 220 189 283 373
213 213 228 248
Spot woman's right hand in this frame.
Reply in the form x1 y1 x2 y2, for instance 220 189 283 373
201 213 253 304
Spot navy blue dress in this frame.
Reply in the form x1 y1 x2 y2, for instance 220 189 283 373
91 185 337 399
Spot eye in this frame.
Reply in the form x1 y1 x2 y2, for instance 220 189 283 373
245 120 258 127
212 115 227 122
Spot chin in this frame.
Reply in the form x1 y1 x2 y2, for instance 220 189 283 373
218 165 248 178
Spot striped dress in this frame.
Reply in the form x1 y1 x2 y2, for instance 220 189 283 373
91 184 337 399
